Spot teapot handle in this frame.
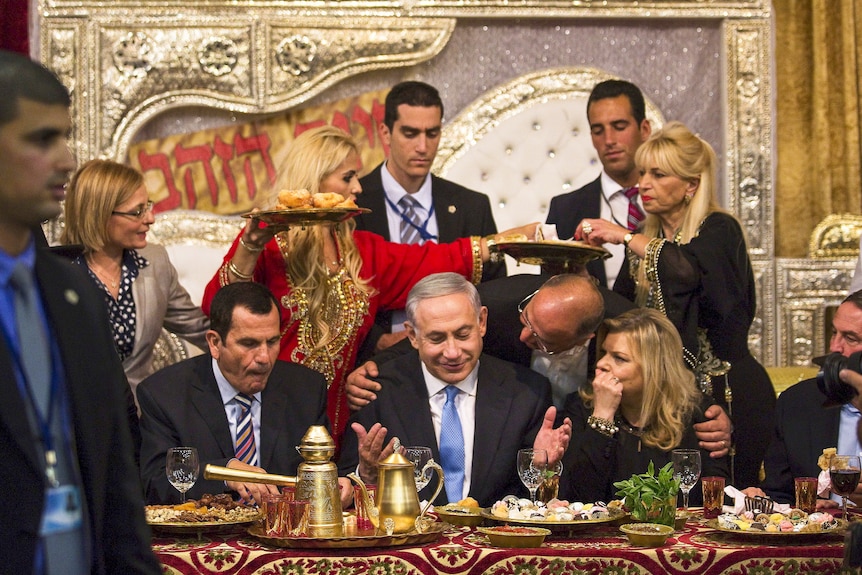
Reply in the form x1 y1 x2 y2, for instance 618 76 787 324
418 459 445 518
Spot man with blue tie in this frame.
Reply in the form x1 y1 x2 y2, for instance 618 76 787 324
0 50 160 574
138 282 351 505
339 273 571 506
545 79 651 288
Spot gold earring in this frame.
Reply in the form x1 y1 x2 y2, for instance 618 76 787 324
684 195 692 205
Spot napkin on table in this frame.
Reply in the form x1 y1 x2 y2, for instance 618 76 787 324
722 485 791 515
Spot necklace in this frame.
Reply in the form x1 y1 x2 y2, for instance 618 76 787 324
87 258 120 289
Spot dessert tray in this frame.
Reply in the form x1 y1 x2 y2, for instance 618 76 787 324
243 207 370 228
495 240 610 269
247 521 445 549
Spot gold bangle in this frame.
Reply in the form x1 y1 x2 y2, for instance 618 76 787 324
587 415 619 437
484 234 502 263
239 235 264 253
470 236 483 285
227 260 254 281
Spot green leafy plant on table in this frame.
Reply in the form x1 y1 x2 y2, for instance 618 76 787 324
613 461 680 527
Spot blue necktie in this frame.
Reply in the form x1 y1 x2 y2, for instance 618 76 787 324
234 393 258 466
10 263 51 412
439 386 465 502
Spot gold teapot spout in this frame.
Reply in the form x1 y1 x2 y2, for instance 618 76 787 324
347 473 380 530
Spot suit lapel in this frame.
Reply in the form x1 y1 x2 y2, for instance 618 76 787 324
430 178 459 242
190 358 235 458
356 165 392 240
259 379 286 469
0 332 40 474
471 358 512 494
394 356 439 457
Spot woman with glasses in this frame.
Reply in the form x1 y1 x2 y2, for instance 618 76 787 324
62 159 208 404
202 126 535 446
559 308 729 505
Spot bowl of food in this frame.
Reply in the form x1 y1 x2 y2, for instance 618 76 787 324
436 504 485 527
619 522 674 547
478 525 551 548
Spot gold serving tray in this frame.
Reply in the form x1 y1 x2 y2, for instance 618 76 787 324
495 240 610 270
480 508 626 532
149 516 261 535
247 521 446 549
243 207 370 229
706 518 847 541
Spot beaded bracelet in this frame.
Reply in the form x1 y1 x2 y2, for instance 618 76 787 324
239 235 264 253
587 415 619 437
227 260 254 281
470 236 483 285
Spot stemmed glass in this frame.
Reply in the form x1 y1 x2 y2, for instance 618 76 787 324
166 447 199 503
403 446 434 491
517 448 548 503
671 449 701 513
829 454 861 521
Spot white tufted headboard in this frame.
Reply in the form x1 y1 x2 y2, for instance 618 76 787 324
436 67 664 274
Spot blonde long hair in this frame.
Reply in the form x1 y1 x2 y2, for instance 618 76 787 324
632 121 733 305
271 126 373 350
61 159 144 253
581 308 699 451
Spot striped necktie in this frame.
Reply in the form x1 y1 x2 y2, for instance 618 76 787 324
623 186 645 231
439 385 465 502
234 393 258 466
399 195 425 245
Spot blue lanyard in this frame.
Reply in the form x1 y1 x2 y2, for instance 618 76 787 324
385 195 438 242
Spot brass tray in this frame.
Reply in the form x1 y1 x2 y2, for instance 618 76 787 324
706 518 847 541
243 207 370 229
247 520 446 549
149 516 261 535
495 240 610 269
481 508 626 531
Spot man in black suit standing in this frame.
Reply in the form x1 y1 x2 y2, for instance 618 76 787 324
354 81 505 356
339 273 571 507
0 50 160 574
138 282 352 506
545 80 651 288
745 291 862 506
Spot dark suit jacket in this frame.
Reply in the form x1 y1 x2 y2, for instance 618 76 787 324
338 351 552 507
138 354 329 504
760 378 841 503
0 248 159 574
545 177 607 286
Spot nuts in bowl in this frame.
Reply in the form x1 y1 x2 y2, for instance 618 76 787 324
620 522 674 547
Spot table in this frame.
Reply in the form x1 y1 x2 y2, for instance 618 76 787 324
153 514 859 575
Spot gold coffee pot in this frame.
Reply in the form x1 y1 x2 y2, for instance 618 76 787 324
348 439 444 534
295 425 343 537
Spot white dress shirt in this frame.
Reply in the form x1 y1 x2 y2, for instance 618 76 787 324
422 361 478 501
599 171 643 288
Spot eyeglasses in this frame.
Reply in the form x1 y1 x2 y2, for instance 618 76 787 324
518 289 554 355
112 200 154 220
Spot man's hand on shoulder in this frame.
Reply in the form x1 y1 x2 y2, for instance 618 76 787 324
694 405 732 458
347 361 382 411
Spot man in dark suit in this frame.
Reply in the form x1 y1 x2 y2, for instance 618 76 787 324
747 292 862 506
138 282 346 505
354 81 505 358
339 273 571 507
0 50 160 574
545 80 651 288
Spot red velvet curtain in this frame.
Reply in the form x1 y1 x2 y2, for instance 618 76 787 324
0 0 29 54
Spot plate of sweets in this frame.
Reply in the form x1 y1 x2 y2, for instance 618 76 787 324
244 189 369 229
434 497 485 527
709 508 846 540
146 493 261 534
481 496 626 532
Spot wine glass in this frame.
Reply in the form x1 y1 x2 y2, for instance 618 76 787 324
403 446 434 491
166 447 199 502
517 448 548 503
829 454 861 521
671 449 701 513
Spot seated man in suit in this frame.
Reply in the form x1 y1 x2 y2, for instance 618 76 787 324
346 272 732 458
744 290 862 507
339 273 571 507
139 281 350 505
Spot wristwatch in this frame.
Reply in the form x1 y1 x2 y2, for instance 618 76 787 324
623 232 634 247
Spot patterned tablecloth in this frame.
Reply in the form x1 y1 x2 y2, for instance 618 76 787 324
153 514 860 575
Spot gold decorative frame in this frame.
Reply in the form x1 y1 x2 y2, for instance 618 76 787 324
38 0 843 367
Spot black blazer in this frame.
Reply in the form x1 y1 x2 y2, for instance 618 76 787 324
138 354 329 504
0 249 159 574
545 177 607 286
338 352 552 507
760 378 842 503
